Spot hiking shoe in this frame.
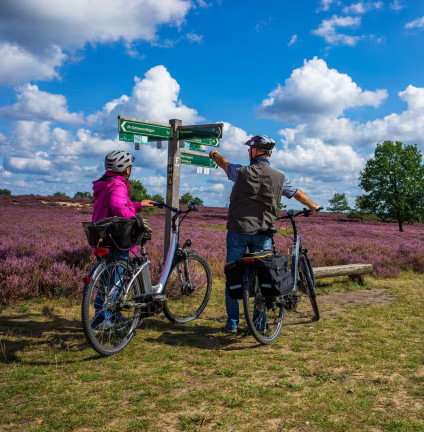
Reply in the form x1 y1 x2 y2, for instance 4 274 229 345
223 326 238 334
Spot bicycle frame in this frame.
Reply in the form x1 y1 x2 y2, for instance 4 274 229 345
276 209 305 295
120 204 195 301
125 229 179 296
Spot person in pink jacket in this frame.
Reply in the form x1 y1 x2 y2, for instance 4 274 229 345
92 150 155 223
91 150 155 330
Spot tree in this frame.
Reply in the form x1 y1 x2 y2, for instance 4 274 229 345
180 192 194 205
53 192 68 197
180 192 203 206
0 189 11 196
359 140 424 232
129 179 150 202
327 192 351 213
74 191 93 199
192 197 203 206
278 202 287 210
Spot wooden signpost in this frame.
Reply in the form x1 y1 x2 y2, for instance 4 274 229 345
118 116 223 257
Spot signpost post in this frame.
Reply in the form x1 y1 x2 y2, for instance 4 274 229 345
164 119 183 257
117 116 223 259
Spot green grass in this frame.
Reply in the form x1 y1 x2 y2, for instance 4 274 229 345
1 274 424 431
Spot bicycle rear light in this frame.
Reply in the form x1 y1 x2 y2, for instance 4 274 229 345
94 247 109 257
83 276 92 284
242 257 255 263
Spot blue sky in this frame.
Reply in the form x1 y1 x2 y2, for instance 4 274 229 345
1 0 424 208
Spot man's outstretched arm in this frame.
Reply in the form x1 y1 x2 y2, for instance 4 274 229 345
294 189 321 214
209 150 229 174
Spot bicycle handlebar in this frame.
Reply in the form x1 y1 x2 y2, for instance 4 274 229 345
153 202 198 214
278 206 323 220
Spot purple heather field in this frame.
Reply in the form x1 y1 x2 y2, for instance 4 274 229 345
1 195 424 304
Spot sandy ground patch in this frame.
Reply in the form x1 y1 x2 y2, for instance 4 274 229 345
319 288 395 306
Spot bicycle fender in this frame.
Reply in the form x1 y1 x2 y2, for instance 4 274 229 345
86 261 107 283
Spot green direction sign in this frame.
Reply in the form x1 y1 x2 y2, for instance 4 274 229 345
181 152 218 168
186 137 219 147
185 142 206 152
178 123 223 142
119 118 171 140
119 132 135 142
119 132 148 144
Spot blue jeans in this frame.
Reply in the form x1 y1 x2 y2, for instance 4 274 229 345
225 231 271 329
92 249 129 328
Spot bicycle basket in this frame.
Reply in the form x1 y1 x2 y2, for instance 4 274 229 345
82 216 151 250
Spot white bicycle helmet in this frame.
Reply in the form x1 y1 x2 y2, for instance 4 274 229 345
105 150 134 173
244 135 275 151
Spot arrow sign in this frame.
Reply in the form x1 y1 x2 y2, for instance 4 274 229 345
178 123 223 141
181 151 218 168
185 142 206 152
119 116 171 140
185 137 219 147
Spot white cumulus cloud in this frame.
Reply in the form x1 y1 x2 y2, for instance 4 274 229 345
0 42 65 85
288 34 298 46
0 0 192 84
313 15 362 46
405 16 424 30
88 65 202 136
343 2 383 15
0 84 84 124
272 138 365 182
257 57 387 124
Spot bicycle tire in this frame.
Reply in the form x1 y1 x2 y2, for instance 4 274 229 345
163 253 212 323
299 255 320 322
243 272 285 344
81 258 142 356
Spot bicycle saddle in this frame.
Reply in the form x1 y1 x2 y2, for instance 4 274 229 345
242 251 272 259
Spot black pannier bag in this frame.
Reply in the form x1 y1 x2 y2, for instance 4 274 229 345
255 255 294 297
225 260 244 300
225 260 256 300
83 216 151 250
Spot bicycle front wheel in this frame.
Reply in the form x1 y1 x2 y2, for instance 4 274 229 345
298 255 320 322
243 274 285 344
163 253 212 323
81 259 141 356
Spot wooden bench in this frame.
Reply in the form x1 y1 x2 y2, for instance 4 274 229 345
312 263 373 285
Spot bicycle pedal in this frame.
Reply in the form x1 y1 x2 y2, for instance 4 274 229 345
132 293 151 302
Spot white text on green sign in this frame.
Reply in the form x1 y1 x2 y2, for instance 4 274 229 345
185 142 206 152
178 123 223 141
181 152 218 168
186 137 219 147
119 118 171 140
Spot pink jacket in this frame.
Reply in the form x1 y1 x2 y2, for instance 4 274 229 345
92 171 142 222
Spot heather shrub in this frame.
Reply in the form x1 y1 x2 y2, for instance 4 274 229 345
1 197 424 304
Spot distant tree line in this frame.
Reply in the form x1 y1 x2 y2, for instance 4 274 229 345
328 140 424 232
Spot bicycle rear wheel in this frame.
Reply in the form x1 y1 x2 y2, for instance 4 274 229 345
163 253 212 323
243 273 285 344
298 255 320 322
81 259 141 356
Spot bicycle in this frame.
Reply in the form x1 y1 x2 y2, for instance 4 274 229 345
241 207 322 345
81 203 212 356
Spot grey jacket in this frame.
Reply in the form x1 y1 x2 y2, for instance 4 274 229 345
227 160 284 234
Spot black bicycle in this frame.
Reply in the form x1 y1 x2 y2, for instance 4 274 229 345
81 203 212 356
242 208 321 344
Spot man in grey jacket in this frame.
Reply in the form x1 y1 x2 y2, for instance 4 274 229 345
209 135 320 333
